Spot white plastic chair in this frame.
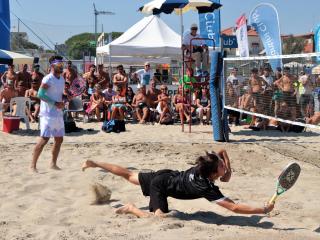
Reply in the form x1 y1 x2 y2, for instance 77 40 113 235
10 97 31 130
64 97 85 122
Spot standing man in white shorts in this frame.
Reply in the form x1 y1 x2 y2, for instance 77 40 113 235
31 56 65 173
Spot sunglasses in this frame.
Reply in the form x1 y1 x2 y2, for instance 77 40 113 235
161 88 167 90
145 65 150 67
53 62 64 68
191 28 198 30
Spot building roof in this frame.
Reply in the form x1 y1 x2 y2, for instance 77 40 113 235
221 27 259 36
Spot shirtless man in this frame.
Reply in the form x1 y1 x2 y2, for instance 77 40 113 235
146 80 161 109
248 68 268 112
1 64 17 87
16 64 32 89
113 65 128 96
25 79 40 121
0 80 18 114
31 64 44 85
132 85 149 124
16 81 28 97
97 64 110 90
83 64 98 90
274 67 298 120
63 61 77 85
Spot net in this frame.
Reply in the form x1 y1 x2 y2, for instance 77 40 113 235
223 53 320 130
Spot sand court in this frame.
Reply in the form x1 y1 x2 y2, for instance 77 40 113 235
0 122 319 240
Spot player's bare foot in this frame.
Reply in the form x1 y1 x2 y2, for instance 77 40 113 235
115 203 135 214
30 167 38 173
50 165 61 170
82 160 96 171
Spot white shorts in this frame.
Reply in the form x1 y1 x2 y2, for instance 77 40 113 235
156 102 163 114
40 116 65 138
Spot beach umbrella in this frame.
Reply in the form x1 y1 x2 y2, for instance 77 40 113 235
139 0 222 46
0 49 34 65
139 0 222 15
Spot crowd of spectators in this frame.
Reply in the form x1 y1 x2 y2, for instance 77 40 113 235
0 61 212 128
225 66 320 130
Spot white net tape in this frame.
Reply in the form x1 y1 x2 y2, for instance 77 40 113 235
223 53 320 129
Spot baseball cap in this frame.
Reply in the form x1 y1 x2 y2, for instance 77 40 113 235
191 23 198 29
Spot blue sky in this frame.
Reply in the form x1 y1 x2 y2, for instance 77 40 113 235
9 0 320 49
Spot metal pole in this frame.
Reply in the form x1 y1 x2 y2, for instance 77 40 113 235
95 13 97 47
180 9 184 132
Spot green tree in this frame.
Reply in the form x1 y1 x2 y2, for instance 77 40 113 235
282 35 306 54
11 32 39 51
65 32 123 59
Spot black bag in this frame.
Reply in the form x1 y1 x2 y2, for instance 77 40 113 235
102 120 115 133
114 120 126 133
102 120 126 133
65 121 80 133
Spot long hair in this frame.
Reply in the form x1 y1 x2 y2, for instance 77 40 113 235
195 151 220 178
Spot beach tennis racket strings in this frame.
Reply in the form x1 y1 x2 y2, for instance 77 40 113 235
269 162 301 204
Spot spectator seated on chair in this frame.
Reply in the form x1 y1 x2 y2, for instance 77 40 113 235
196 87 211 125
173 85 191 123
25 79 41 122
146 80 161 109
62 82 74 120
103 83 116 106
147 79 161 122
132 85 149 124
125 86 135 119
0 80 18 114
157 85 173 124
86 84 105 122
111 87 127 121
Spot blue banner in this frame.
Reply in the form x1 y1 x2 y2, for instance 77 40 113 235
314 25 320 62
199 0 220 48
222 35 238 48
249 3 282 71
0 0 10 50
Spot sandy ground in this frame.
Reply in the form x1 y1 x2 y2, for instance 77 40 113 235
0 121 319 240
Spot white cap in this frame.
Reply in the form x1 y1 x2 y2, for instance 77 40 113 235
144 61 150 66
190 23 198 29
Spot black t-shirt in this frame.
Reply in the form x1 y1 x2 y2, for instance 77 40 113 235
165 167 225 202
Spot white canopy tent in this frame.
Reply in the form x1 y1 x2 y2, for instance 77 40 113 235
96 15 182 62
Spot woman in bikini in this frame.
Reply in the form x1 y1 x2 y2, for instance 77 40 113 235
157 85 172 124
87 84 105 121
111 87 127 120
173 85 190 123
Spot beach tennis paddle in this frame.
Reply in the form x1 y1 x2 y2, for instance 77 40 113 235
269 163 301 204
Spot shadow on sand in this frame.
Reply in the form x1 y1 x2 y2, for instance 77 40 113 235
167 210 306 231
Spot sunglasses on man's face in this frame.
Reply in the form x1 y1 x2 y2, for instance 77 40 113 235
191 28 198 31
145 65 150 67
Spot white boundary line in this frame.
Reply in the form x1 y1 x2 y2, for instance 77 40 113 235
224 52 320 61
224 106 320 130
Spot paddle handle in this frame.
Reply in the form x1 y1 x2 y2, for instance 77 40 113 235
269 192 278 204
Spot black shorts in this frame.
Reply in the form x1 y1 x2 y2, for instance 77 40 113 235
138 102 148 110
252 92 262 106
282 91 296 108
138 169 175 213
